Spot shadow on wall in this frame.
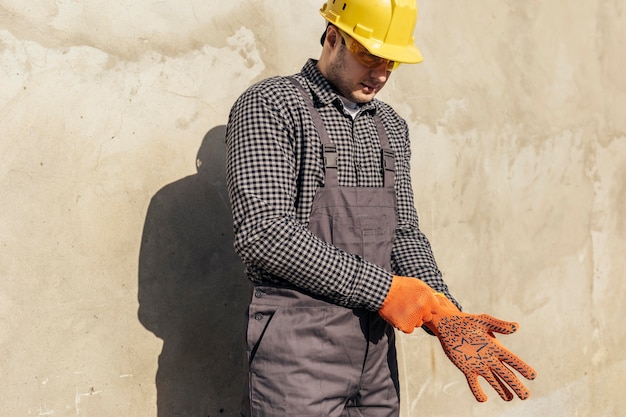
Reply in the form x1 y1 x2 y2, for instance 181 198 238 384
138 125 251 417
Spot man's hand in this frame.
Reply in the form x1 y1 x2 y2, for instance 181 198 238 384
378 276 440 333
425 295 537 402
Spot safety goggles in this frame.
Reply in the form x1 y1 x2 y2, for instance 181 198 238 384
338 29 401 72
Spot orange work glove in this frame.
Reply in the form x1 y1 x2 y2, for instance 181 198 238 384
378 275 440 333
425 294 537 402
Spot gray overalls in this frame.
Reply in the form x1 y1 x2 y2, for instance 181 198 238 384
242 78 400 417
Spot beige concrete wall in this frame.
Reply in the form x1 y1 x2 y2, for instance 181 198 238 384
1 1 624 416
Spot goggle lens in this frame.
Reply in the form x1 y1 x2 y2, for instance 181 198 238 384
339 30 401 72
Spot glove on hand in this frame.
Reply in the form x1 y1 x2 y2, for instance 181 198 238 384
378 275 439 333
425 295 537 402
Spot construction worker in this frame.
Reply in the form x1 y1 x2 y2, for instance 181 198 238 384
225 1 536 415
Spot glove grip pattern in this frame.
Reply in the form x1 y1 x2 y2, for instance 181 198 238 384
435 314 537 402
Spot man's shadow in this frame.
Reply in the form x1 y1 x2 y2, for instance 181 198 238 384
138 125 250 417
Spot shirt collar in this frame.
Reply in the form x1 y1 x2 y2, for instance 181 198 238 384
299 59 378 114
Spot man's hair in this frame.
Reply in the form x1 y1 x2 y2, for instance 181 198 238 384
320 23 332 46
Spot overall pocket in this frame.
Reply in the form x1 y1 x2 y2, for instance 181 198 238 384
332 214 393 268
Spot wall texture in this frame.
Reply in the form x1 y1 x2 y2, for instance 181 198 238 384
1 1 624 416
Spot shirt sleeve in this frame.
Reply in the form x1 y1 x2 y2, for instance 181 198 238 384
389 118 462 310
225 80 392 311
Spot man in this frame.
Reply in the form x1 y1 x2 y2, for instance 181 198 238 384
225 1 536 416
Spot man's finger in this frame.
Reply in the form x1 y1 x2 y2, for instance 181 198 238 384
465 373 488 402
477 314 518 335
497 346 538 381
491 362 530 400
481 369 513 401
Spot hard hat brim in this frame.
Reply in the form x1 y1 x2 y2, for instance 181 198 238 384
354 34 424 64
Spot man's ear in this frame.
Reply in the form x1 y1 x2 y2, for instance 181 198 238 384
324 25 341 49
320 24 329 46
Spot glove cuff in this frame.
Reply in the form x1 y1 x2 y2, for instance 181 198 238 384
424 292 462 334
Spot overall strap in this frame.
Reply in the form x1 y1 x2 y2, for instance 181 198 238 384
287 76 339 187
373 115 395 187
287 76 395 188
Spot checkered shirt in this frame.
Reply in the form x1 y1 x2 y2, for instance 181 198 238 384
226 59 459 311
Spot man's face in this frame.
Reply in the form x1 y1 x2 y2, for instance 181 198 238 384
323 26 393 103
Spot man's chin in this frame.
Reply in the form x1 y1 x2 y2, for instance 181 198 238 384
350 90 377 104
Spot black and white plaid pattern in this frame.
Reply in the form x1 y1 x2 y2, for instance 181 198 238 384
226 59 459 311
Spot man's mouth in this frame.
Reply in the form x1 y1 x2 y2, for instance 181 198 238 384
361 83 379 93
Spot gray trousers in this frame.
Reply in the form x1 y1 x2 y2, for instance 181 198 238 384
241 285 400 417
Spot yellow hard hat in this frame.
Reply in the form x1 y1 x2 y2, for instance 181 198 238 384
320 0 423 64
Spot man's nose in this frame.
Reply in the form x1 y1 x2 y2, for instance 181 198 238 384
369 61 391 80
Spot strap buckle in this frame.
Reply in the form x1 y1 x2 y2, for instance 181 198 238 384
381 148 395 173
324 143 338 169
